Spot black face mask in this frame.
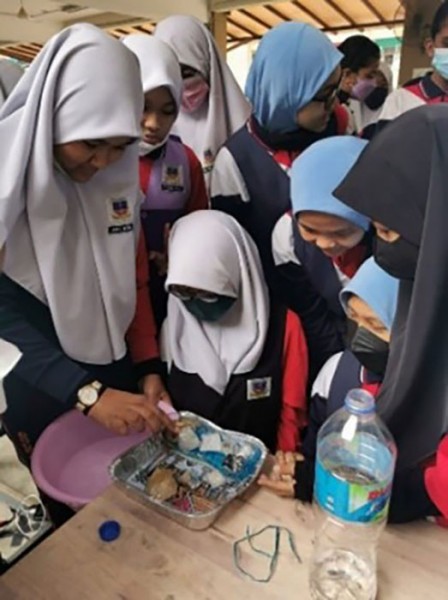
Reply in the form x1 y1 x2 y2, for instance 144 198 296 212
337 89 351 105
351 326 390 377
364 87 388 110
374 236 419 280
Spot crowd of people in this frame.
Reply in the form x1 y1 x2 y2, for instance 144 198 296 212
1 2 448 528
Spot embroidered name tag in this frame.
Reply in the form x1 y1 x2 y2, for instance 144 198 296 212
161 164 184 192
107 198 134 234
247 377 272 401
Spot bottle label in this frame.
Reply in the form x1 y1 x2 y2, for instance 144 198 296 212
314 459 392 523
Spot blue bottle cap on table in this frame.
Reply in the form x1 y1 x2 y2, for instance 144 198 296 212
98 520 121 542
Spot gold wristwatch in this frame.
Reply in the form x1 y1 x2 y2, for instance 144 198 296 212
76 381 106 414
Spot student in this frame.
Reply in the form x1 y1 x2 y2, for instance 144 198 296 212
286 135 371 335
0 60 23 108
123 35 208 329
358 62 393 139
258 259 399 503
162 210 309 453
154 15 250 189
211 22 347 378
337 35 381 134
0 24 175 471
334 104 448 523
377 1 448 130
0 63 23 430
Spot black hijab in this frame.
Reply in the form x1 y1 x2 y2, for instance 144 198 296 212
334 104 448 470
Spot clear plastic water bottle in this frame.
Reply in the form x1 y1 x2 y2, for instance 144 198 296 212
309 389 397 600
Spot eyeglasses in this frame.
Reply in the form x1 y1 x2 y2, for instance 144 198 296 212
169 287 219 303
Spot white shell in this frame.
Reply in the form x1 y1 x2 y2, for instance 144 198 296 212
177 427 201 452
200 433 222 453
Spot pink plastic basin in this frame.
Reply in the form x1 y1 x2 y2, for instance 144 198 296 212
31 410 148 510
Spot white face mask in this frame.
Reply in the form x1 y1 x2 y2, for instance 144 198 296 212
138 134 170 157
432 48 448 80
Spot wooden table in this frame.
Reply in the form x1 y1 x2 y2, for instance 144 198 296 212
1 484 447 599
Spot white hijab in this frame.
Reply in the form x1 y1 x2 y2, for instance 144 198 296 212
154 16 251 186
122 34 182 156
0 24 144 365
0 60 23 109
162 210 269 395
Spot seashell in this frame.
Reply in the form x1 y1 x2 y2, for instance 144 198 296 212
199 433 223 453
146 468 178 502
177 427 201 452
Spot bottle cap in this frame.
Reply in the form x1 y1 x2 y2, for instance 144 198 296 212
98 520 121 542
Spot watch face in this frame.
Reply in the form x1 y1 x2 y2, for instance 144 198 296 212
79 386 98 407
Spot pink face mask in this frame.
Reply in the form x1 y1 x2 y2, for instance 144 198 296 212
181 74 210 114
351 78 377 102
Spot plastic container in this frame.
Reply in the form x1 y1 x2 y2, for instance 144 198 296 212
309 389 397 600
31 410 147 510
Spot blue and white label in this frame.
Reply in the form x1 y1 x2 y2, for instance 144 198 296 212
314 459 392 523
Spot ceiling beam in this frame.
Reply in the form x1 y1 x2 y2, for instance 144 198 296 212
291 1 330 28
0 48 35 62
238 9 271 30
322 0 356 26
134 25 153 34
358 0 386 23
323 19 403 33
228 36 260 51
227 16 257 37
263 5 291 22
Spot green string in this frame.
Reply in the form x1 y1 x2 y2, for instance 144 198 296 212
233 524 302 583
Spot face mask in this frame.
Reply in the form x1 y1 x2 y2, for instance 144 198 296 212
364 87 388 110
374 236 419 280
432 48 448 80
351 326 389 377
181 74 210 114
138 136 170 157
351 79 377 102
183 296 235 322
337 89 351 104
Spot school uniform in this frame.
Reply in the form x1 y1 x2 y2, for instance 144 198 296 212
123 35 209 329
154 15 250 190
162 211 309 453
291 258 442 524
211 117 352 378
139 137 208 327
375 73 448 134
210 24 351 378
0 26 160 465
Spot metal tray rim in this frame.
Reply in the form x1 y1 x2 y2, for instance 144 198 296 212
109 412 267 525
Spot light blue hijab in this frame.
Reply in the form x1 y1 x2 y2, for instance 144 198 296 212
340 258 399 330
245 22 342 134
291 136 370 230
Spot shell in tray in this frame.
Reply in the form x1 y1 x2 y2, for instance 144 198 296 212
109 412 267 530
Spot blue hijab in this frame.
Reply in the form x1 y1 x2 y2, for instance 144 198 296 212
245 23 342 134
291 136 370 231
340 258 399 330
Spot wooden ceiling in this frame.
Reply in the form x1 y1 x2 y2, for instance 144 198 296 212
0 0 404 63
